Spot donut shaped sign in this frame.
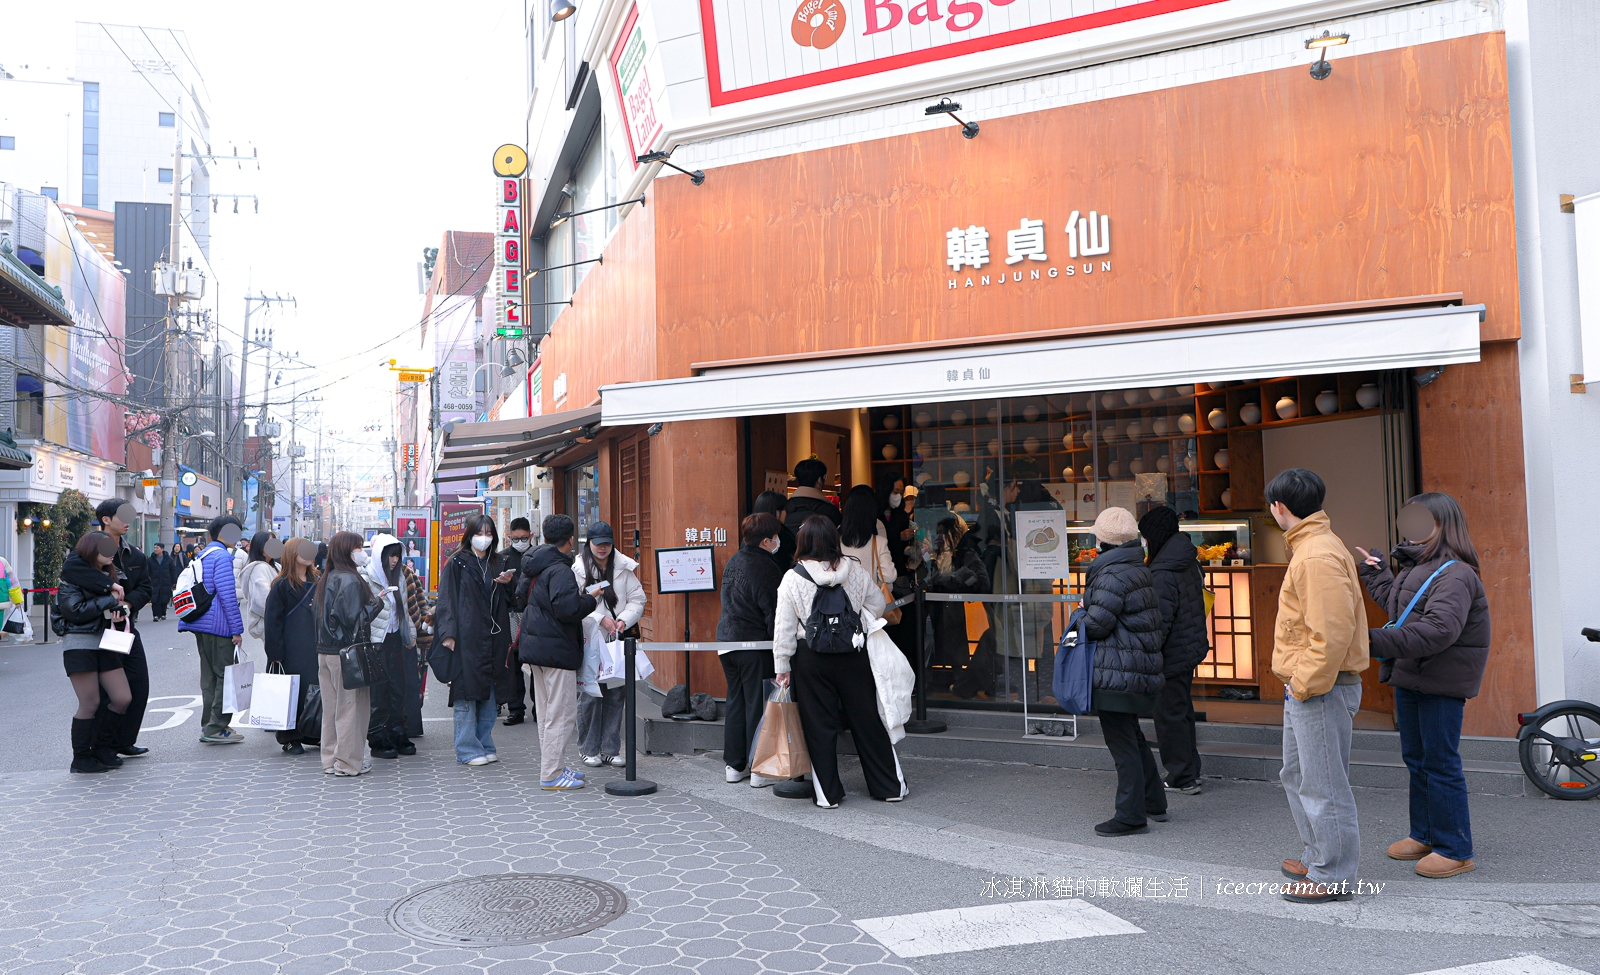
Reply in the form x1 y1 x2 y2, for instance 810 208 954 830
791 0 846 50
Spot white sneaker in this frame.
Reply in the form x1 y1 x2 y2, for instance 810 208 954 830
466 755 492 766
750 773 778 788
581 754 604 768
484 753 499 764
607 754 627 767
725 765 750 783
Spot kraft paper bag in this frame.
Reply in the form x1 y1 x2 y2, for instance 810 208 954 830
750 683 811 780
222 659 255 714
248 672 300 731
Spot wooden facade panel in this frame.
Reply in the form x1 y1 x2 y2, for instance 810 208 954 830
539 195 658 414
654 34 1518 382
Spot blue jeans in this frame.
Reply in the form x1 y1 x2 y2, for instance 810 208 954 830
1281 681 1362 885
1394 686 1473 860
453 693 497 763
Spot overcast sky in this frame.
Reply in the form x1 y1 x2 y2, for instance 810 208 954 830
0 0 527 487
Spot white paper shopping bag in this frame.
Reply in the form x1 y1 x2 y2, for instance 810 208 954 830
248 672 299 731
222 659 255 714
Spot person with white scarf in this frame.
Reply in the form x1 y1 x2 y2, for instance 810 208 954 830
363 532 418 760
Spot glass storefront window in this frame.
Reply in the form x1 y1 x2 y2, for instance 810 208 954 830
566 456 600 542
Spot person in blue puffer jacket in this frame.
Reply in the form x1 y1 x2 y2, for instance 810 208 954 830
177 516 246 744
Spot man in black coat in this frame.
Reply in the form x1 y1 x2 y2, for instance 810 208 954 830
495 517 536 725
95 500 154 758
518 514 597 789
783 459 840 538
1139 506 1210 795
147 543 175 621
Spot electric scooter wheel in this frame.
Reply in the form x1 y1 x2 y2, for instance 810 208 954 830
1519 704 1600 800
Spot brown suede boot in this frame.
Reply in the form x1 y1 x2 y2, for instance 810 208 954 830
1386 837 1433 861
1415 853 1475 878
1281 859 1308 880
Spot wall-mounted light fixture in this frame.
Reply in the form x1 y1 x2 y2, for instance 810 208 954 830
549 195 646 230
1414 366 1444 388
925 98 979 139
551 0 576 22
1305 30 1349 80
647 422 664 437
528 255 602 278
40 517 50 529
637 148 705 185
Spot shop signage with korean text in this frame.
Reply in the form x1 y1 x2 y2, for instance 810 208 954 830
656 546 716 593
1015 509 1070 580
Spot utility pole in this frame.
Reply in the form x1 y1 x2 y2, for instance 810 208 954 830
236 293 293 519
158 93 184 547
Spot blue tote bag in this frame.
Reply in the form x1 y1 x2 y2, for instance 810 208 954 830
1052 611 1095 715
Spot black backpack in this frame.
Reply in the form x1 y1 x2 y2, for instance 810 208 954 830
793 564 863 654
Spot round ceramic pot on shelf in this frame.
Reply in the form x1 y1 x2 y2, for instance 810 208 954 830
915 471 932 486
915 411 933 428
1155 454 1170 473
1124 420 1142 441
1220 487 1233 509
1022 404 1041 422
1239 402 1262 426
1178 414 1197 435
952 470 972 488
986 405 1001 425
882 414 900 430
1106 460 1121 478
987 439 1001 456
1100 392 1120 410
1151 417 1171 437
1176 384 1196 396
950 409 969 426
1062 466 1076 482
1082 464 1094 481
953 502 971 513
1183 452 1199 473
1356 384 1382 409
1102 422 1120 443
916 441 934 460
1214 448 1231 470
951 439 970 456
1147 386 1169 401
1207 408 1228 431
1129 457 1147 475
881 443 900 460
1061 431 1075 451
1276 396 1299 420
1123 389 1142 406
1315 390 1340 415
1022 436 1041 455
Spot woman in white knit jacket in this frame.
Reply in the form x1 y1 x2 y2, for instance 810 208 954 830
572 521 647 766
773 515 906 808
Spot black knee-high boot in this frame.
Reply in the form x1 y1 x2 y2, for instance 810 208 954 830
71 719 110 774
93 711 124 768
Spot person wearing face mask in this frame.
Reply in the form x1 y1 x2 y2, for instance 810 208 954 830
362 533 419 760
573 522 647 767
1356 493 1489 880
716 513 786 785
495 517 537 726
877 474 913 574
435 515 520 766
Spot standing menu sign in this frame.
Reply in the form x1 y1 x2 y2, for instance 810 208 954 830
395 507 433 591
655 546 716 593
1015 508 1071 580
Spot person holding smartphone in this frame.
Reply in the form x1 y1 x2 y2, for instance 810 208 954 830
518 514 598 790
362 533 420 759
57 532 133 773
572 522 646 767
435 515 521 766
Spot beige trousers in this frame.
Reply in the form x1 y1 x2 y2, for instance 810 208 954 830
530 665 577 781
318 654 371 775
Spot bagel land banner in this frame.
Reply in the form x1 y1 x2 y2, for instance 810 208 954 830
699 0 1225 105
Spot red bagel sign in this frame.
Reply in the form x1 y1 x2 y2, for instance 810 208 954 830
704 0 1225 105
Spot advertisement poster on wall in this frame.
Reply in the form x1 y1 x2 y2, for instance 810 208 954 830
1014 508 1071 580
41 200 127 463
433 503 482 586
394 506 433 591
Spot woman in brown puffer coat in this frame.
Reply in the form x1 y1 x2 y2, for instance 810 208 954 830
1357 492 1490 880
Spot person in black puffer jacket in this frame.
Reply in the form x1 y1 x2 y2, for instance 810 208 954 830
518 515 599 789
1139 506 1210 795
1081 506 1166 836
716 512 786 784
57 534 134 773
1356 492 1491 879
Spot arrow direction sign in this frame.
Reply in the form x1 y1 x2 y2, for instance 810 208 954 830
656 546 716 594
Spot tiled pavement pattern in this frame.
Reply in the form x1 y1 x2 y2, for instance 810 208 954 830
0 753 916 975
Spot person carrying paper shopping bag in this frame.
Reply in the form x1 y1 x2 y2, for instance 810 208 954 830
178 516 247 745
265 538 321 755
56 532 134 773
572 522 645 769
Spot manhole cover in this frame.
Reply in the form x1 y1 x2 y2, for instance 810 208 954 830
388 873 628 946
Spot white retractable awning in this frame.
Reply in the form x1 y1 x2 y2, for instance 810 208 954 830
600 303 1484 426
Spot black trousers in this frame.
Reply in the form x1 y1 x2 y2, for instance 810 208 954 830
720 649 774 772
495 643 535 717
1153 671 1202 788
151 588 171 619
1098 709 1166 826
97 630 148 748
792 644 905 805
368 632 410 748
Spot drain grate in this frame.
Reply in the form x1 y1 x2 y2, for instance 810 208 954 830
388 873 628 946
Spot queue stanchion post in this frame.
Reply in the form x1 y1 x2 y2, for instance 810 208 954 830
904 585 945 734
606 636 658 797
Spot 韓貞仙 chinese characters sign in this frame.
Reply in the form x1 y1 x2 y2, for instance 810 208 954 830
946 211 1114 292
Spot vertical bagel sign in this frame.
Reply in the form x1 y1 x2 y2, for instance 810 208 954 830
792 0 846 49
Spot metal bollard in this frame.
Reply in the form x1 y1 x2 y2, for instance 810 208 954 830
606 636 658 797
904 585 945 734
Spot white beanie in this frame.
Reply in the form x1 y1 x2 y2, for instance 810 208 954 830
1092 506 1140 546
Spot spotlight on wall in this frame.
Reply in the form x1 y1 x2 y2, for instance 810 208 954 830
1304 30 1349 80
551 0 576 22
924 98 979 139
637 149 705 185
1414 366 1445 388
647 422 664 437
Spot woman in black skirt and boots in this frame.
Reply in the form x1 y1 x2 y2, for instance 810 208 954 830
264 537 320 754
772 516 905 808
58 532 134 773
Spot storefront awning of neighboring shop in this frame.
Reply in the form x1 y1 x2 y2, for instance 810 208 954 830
599 297 1486 425
0 431 31 470
0 236 73 329
432 405 602 482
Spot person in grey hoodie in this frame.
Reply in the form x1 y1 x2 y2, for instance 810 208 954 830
364 532 418 760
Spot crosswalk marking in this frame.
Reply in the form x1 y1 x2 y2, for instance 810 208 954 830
855 900 1143 958
1412 956 1594 975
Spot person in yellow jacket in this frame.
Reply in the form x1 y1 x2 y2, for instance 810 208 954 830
1266 468 1369 904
